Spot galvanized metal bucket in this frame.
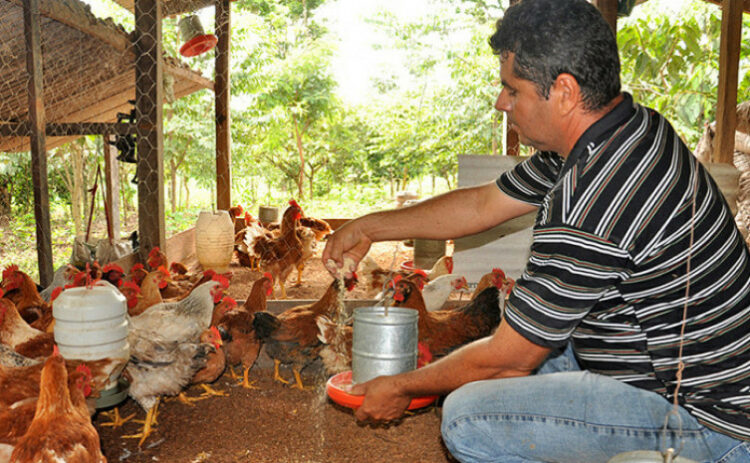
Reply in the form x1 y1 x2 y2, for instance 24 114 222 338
352 306 418 384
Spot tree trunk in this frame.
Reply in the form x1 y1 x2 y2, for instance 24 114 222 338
183 176 190 209
0 180 11 217
292 116 305 199
169 159 177 213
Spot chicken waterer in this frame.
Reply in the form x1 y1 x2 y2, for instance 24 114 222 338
351 306 419 384
53 282 130 408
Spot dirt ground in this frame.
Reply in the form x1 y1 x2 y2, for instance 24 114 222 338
94 241 458 463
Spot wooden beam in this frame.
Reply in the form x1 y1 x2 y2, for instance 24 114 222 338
215 0 232 210
594 0 618 34
135 0 166 261
714 0 743 164
24 0 54 286
703 0 750 13
104 135 122 242
0 122 138 137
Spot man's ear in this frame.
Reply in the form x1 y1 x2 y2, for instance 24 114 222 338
551 73 581 116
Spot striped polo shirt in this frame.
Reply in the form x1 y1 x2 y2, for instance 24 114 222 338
497 92 750 440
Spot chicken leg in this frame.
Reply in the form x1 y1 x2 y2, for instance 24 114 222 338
237 365 259 389
272 359 290 385
291 368 310 390
123 400 160 447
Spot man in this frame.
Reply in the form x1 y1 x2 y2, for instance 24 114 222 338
323 0 750 461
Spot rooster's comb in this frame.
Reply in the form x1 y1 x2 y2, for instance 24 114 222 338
148 247 161 258
102 263 124 274
210 325 221 338
75 364 92 376
131 263 145 272
223 296 237 307
2 264 18 280
262 272 274 282
212 274 231 289
289 199 301 209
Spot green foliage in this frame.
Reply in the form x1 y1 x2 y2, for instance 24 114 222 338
618 2 750 148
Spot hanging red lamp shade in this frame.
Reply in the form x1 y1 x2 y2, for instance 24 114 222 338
178 14 218 57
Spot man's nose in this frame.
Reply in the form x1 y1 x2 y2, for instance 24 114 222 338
495 89 510 113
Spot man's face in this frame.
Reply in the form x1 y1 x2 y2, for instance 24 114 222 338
495 53 559 152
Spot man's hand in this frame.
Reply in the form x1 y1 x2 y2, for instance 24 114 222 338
349 375 412 424
322 219 373 278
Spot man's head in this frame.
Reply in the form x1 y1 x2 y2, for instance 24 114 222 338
490 0 620 112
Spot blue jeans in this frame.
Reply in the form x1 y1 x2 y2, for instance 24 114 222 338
441 344 750 463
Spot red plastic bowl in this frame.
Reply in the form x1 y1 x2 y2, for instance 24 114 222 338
179 34 218 57
325 370 438 410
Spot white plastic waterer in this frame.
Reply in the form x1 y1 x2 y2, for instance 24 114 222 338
53 283 130 407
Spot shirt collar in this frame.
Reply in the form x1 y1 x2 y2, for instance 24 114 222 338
560 92 637 175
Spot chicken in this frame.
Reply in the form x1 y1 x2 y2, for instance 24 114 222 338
391 278 502 358
123 278 226 445
234 213 273 270
228 204 246 234
210 296 238 327
128 279 226 346
0 296 54 359
1 265 51 329
39 265 77 302
0 355 124 411
118 280 142 315
471 268 512 300
101 263 126 288
239 200 306 299
424 255 453 281
0 362 95 449
252 276 357 389
146 246 168 271
358 256 430 298
188 326 227 398
421 274 469 311
298 216 333 242
8 353 106 463
216 275 273 389
128 263 148 286
123 335 215 446
125 267 169 317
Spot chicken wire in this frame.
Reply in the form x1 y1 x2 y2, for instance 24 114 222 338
0 0 228 282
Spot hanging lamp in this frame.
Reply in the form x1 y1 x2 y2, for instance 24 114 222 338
178 14 218 57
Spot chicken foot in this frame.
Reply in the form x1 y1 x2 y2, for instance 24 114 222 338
290 368 311 390
173 391 209 406
199 384 228 397
237 365 259 389
99 407 135 428
272 359 291 385
123 400 159 447
294 263 305 287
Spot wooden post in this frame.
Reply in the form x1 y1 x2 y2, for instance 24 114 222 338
505 0 521 157
215 0 232 210
134 0 166 260
24 0 53 285
714 0 743 164
594 0 618 35
104 135 121 241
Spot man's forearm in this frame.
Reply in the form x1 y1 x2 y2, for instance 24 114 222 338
356 182 535 243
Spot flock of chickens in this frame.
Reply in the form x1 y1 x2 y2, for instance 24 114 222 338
0 199 515 463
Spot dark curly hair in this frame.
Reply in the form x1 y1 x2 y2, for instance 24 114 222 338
489 0 620 111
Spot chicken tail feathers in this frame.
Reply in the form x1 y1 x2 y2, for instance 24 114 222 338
252 311 280 341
